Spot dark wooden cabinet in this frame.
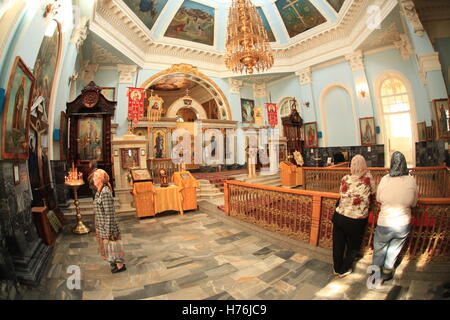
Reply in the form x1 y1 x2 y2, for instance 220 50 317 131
66 82 116 198
281 101 304 161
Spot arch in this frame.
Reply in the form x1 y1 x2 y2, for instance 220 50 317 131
140 64 232 121
276 96 297 136
373 70 418 166
166 96 208 119
319 83 358 147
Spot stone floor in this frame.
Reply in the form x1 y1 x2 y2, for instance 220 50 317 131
18 202 450 300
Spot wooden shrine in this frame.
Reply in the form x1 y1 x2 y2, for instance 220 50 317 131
281 99 304 162
65 81 116 197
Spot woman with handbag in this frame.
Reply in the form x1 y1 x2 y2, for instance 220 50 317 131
92 169 126 273
332 155 375 277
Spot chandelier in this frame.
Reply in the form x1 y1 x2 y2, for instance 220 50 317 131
225 0 274 74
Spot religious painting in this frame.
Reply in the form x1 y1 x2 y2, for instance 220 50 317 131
275 0 327 38
77 117 103 161
32 20 61 116
326 0 346 13
153 129 166 158
417 121 427 142
359 117 376 146
433 98 450 140
257 7 276 42
131 168 152 182
123 0 168 32
254 106 264 126
120 148 140 169
1 56 35 160
150 76 190 91
164 0 215 46
101 87 116 101
241 98 255 123
304 122 318 147
59 111 68 160
147 95 164 121
426 123 434 141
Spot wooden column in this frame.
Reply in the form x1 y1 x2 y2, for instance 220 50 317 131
309 195 322 246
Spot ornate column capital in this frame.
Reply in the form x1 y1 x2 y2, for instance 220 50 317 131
253 82 267 98
400 0 424 37
295 67 312 85
81 61 98 84
228 78 243 94
345 50 364 71
117 64 137 84
70 16 89 51
393 33 414 61
417 52 442 83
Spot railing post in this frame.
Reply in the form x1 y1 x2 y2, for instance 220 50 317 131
224 181 230 216
310 195 322 246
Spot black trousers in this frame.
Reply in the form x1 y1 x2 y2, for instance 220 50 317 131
332 213 367 274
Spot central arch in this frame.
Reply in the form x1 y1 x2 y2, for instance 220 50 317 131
140 64 232 121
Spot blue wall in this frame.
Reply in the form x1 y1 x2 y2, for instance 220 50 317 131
434 37 450 94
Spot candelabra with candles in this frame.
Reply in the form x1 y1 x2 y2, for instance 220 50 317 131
64 162 90 234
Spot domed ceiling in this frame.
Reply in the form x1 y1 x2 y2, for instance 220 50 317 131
89 0 400 77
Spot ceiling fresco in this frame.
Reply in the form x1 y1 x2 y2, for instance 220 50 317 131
275 0 327 38
326 0 346 13
150 76 192 91
164 0 215 46
257 7 276 43
122 0 168 32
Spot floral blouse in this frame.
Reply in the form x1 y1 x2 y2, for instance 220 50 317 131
335 172 376 219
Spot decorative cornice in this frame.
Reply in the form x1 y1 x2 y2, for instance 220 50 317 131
253 83 267 98
417 52 442 83
345 50 364 71
117 64 137 84
92 42 125 64
393 33 413 60
70 16 89 51
295 67 312 85
81 61 99 84
399 0 425 36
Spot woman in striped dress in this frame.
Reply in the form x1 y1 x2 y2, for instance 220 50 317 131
92 169 126 273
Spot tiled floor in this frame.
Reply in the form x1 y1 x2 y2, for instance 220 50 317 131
19 204 450 300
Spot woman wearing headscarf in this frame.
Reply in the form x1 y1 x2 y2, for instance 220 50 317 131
92 169 126 273
332 155 375 277
373 151 418 281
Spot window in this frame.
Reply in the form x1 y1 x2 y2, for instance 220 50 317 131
379 77 414 167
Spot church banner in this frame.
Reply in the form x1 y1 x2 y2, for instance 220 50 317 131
266 103 278 128
127 87 145 126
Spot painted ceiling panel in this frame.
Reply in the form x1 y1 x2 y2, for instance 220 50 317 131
275 0 327 38
257 7 276 43
122 0 168 32
326 0 346 13
164 0 215 46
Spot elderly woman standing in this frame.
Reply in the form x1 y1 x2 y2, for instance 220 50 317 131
332 155 375 277
92 169 126 273
373 151 418 281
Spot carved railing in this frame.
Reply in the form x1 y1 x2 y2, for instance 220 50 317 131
303 166 449 198
224 180 450 264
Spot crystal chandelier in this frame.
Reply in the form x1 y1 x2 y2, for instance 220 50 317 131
225 0 274 74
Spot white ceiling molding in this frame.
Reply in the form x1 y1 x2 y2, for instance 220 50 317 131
89 0 398 78
399 0 425 36
92 41 126 64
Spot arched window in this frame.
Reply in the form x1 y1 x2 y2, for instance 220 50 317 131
379 76 415 167
277 96 296 136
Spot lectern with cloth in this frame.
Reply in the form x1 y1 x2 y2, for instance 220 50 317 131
279 161 304 187
172 171 199 211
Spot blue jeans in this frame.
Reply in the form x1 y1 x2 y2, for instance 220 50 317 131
372 224 410 270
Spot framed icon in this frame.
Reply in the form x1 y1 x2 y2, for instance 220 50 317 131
359 117 376 146
433 99 450 140
304 122 318 147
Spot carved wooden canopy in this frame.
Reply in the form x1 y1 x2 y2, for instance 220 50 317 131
66 81 116 115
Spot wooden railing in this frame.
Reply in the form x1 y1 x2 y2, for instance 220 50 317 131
303 166 449 198
224 180 450 264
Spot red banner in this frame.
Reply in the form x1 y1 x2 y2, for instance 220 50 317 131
266 103 278 128
127 87 145 126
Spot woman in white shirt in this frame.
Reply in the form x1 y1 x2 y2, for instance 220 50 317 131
333 155 376 277
373 151 418 281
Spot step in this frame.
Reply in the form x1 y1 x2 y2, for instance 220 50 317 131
62 198 120 216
